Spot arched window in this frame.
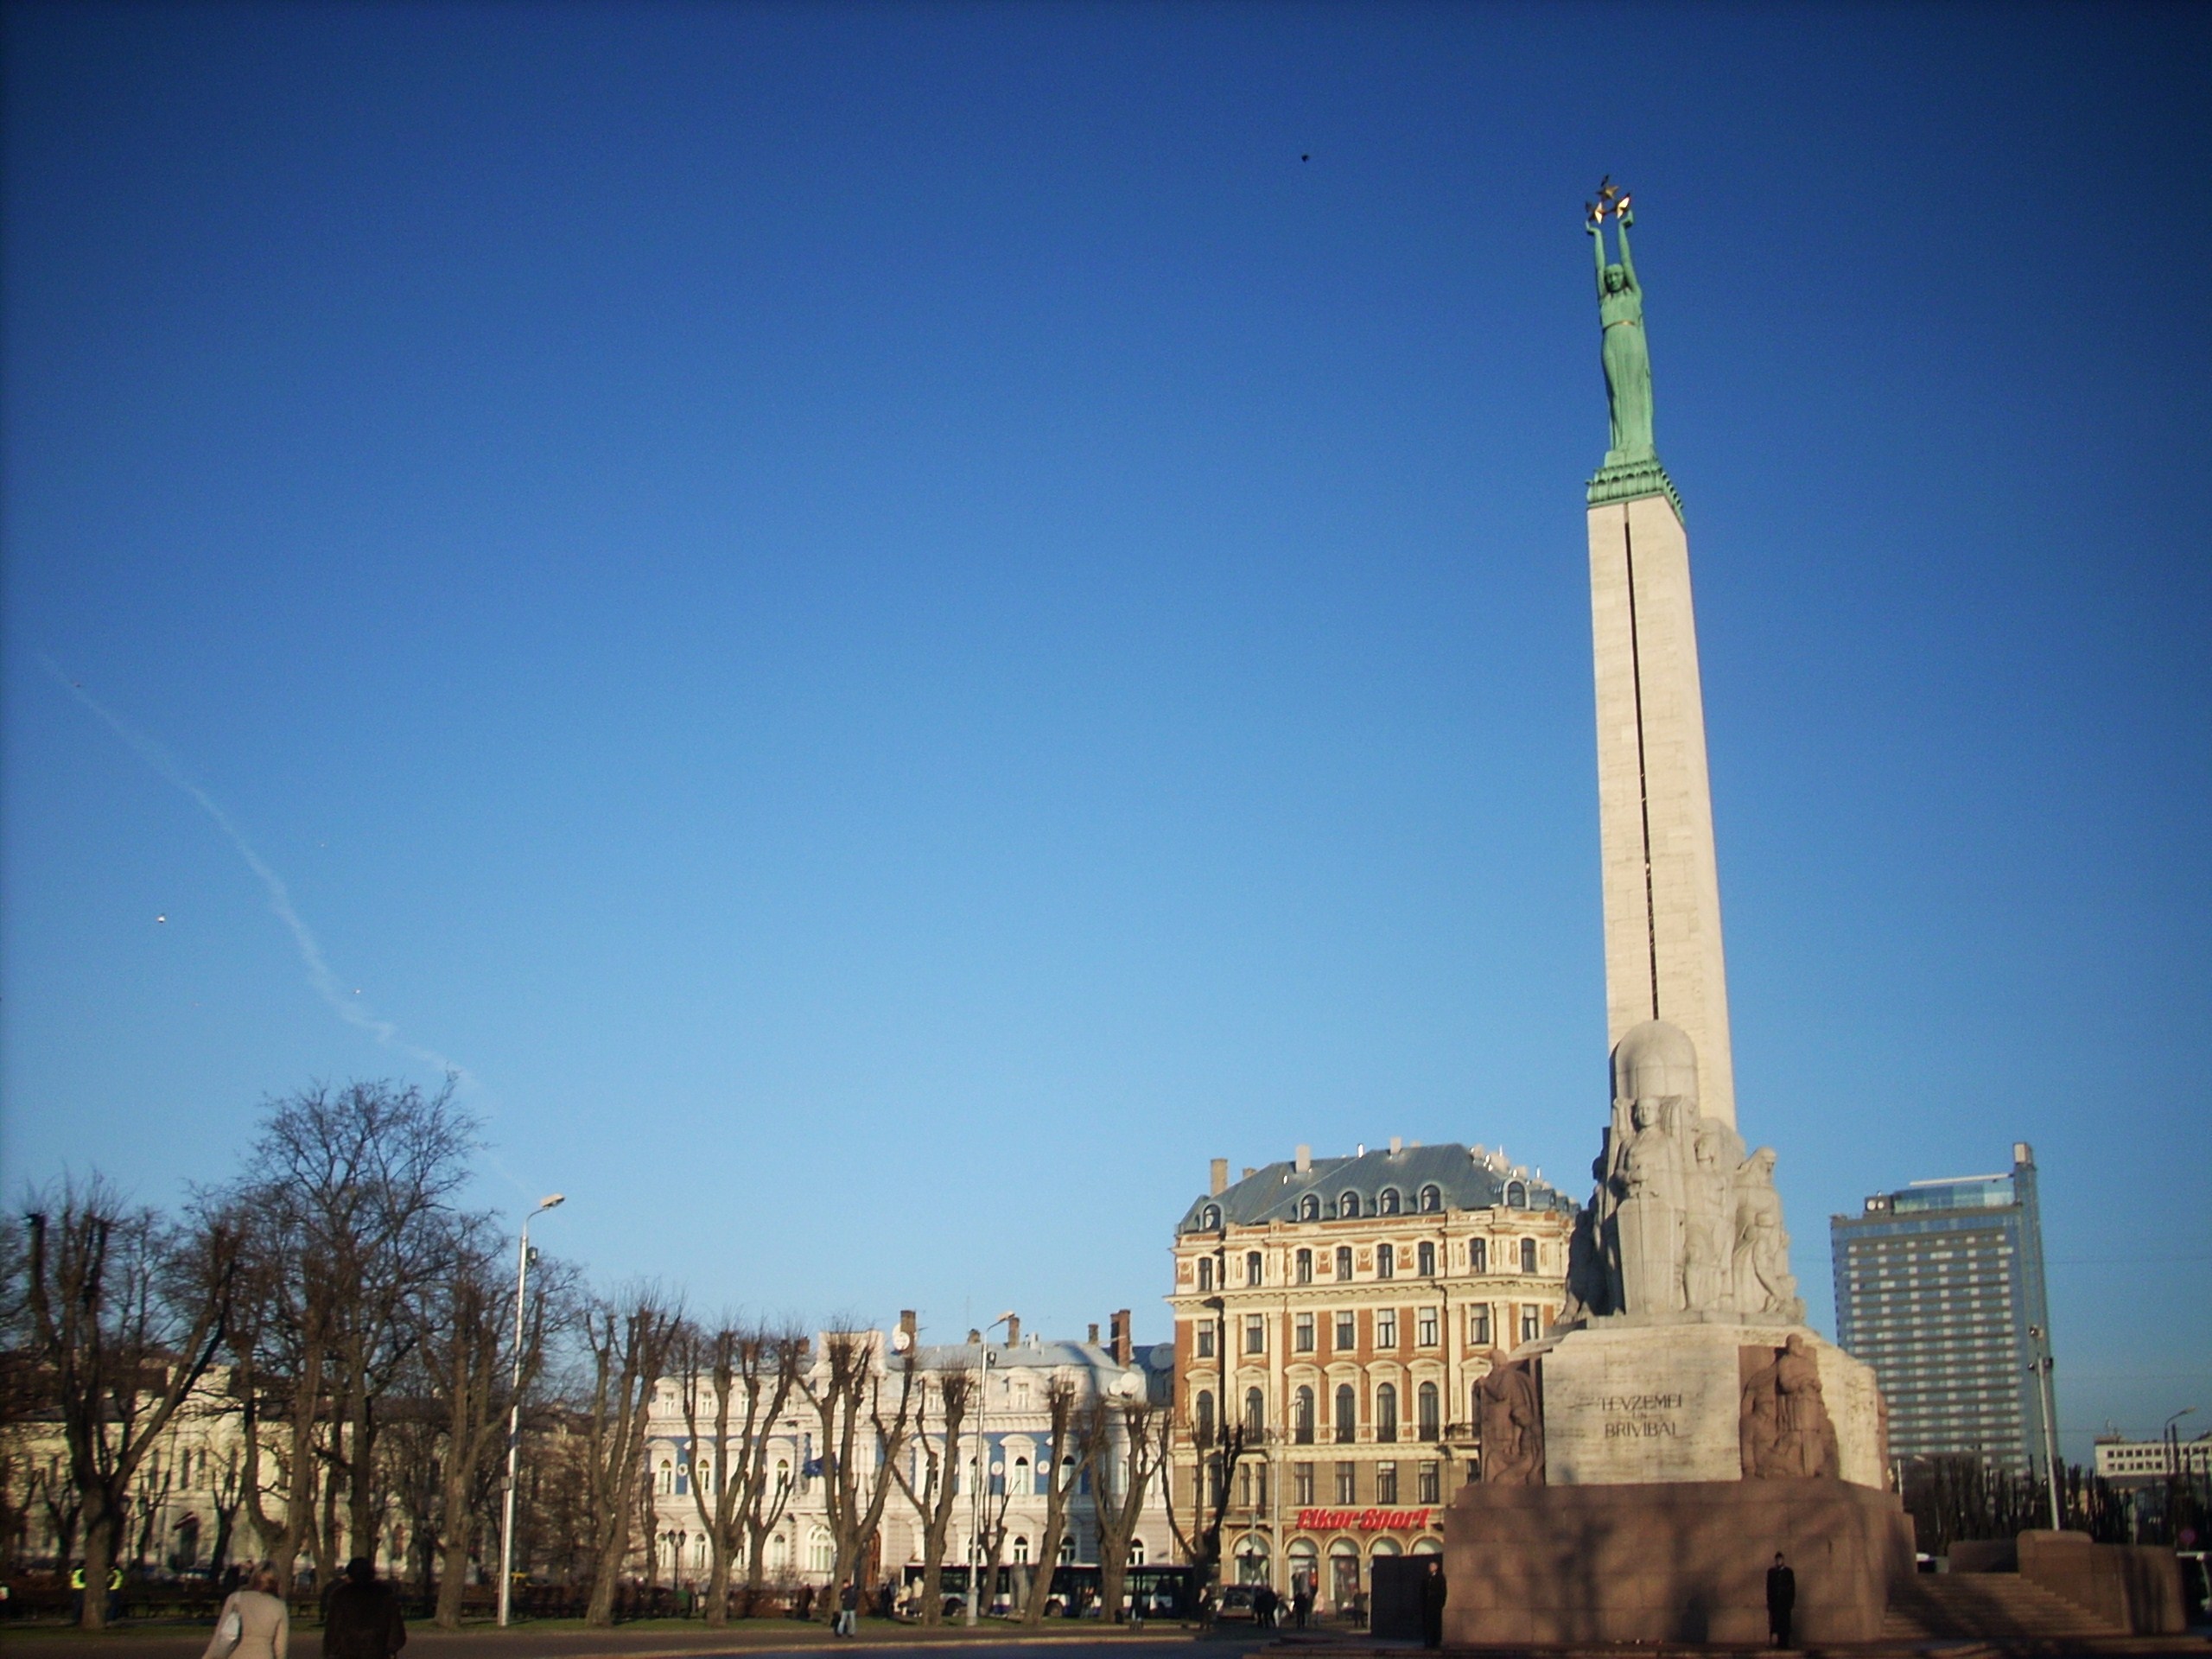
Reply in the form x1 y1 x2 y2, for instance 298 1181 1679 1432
775 1458 791 1492
1417 1382 1440 1441
1013 1535 1030 1564
1376 1383 1399 1443
1334 1384 1357 1443
1294 1386 1316 1444
1246 1250 1263 1285
658 1459 673 1494
1198 1257 1214 1293
1520 1237 1538 1274
1376 1243 1395 1280
1299 1194 1320 1222
1505 1181 1527 1209
1202 1204 1223 1230
1059 1535 1077 1565
1338 1191 1360 1219
1244 1387 1265 1434
1128 1539 1146 1566
1469 1237 1487 1274
807 1529 834 1573
1416 1241 1436 1278
1419 1185 1442 1213
1335 1245 1354 1280
1014 1455 1031 1496
1379 1187 1401 1216
1196 1390 1216 1443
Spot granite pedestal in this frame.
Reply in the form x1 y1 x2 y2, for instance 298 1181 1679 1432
1442 1477 1913 1645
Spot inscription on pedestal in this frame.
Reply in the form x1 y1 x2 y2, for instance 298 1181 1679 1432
1541 1325 1750 1484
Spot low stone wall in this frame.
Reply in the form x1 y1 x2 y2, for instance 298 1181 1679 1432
1442 1477 1912 1644
2017 1529 2184 1635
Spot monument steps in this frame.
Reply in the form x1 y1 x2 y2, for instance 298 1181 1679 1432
1885 1572 2127 1640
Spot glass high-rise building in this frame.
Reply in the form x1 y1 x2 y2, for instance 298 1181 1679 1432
1828 1142 2055 1475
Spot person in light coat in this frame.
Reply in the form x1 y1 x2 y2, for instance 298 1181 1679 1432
203 1565 288 1659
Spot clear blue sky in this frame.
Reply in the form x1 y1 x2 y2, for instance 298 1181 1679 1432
4 3 2206 1459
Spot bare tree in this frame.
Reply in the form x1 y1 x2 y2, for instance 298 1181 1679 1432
1164 1412 1251 1596
22 1179 237 1629
415 1216 557 1629
803 1328 918 1624
218 1078 479 1590
1018 1374 1094 1624
580 1287 680 1625
677 1320 804 1624
1084 1392 1166 1623
886 1363 971 1624
732 1333 805 1614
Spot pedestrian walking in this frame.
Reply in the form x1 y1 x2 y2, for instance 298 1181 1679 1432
201 1565 288 1659
836 1576 858 1637
1765 1551 1796 1649
322 1559 405 1659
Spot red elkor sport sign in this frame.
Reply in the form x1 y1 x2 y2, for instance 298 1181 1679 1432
1294 1507 1432 1532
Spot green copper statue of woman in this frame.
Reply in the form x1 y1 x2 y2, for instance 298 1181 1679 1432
1590 196 1655 463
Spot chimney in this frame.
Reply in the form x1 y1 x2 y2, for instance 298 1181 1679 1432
1088 1322 1100 1345
1294 1144 1311 1173
1242 1166 1255 1180
1110 1309 1133 1365
1005 1313 1020 1346
1389 1136 1402 1155
1210 1158 1229 1196
897 1309 918 1350
968 1328 982 1344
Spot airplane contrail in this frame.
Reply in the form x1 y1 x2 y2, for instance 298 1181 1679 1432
41 656 477 1086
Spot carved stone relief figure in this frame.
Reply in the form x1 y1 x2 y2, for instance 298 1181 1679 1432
1731 1148 1804 1320
1740 1335 1837 1478
1475 1348 1545 1486
1683 1116 1742 1310
1614 1094 1688 1313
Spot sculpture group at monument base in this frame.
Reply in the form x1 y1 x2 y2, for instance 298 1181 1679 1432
1442 1477 1913 1646
1528 1318 1889 1489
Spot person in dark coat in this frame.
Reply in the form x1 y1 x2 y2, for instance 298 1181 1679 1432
1766 1551 1796 1649
321 1559 404 1659
1420 1559 1447 1649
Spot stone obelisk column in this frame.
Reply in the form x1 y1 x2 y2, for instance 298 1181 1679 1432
1584 190 1736 1126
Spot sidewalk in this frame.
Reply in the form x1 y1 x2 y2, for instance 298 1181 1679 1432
0 1620 1242 1659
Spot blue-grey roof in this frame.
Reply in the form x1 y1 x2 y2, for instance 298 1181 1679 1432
1177 1142 1574 1234
907 1338 1135 1379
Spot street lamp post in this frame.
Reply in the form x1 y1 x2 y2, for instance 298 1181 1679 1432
497 1193 565 1628
966 1313 1014 1627
2026 1324 2062 1531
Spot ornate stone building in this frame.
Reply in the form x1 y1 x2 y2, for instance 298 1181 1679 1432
642 1317 1177 1601
1166 1141 1575 1611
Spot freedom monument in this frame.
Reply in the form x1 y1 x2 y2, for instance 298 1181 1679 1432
1441 187 1913 1644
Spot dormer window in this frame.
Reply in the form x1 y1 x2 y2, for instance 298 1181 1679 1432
1418 1184 1442 1213
1299 1194 1320 1222
1201 1204 1223 1230
1338 1192 1360 1219
1505 1181 1528 1210
1378 1188 1401 1216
